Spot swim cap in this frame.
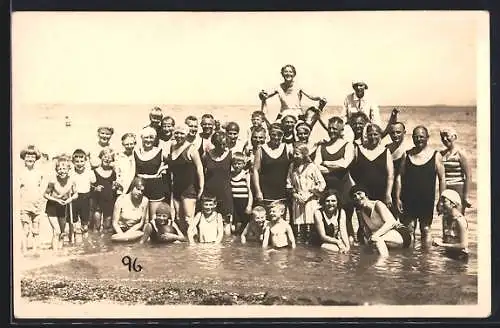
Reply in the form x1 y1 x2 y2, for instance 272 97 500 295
440 189 462 207
155 203 172 216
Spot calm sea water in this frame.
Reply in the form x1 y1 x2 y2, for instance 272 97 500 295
16 104 478 305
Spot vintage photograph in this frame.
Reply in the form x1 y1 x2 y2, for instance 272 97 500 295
12 11 490 318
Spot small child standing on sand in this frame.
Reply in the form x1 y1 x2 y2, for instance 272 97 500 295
240 206 268 244
44 157 78 250
18 145 45 254
71 149 96 236
262 201 296 249
187 195 224 244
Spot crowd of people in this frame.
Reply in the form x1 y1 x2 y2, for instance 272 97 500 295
16 64 472 261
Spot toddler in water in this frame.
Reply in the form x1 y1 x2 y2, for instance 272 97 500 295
262 201 296 249
71 149 96 237
187 195 224 243
432 189 469 261
18 145 45 254
43 157 78 250
230 152 253 234
92 147 121 232
141 203 186 244
240 206 268 244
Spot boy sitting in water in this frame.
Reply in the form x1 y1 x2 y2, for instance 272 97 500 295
141 203 186 244
187 194 224 244
262 201 296 249
432 189 469 261
241 206 268 244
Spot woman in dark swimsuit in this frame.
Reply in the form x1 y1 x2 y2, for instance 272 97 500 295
350 123 393 206
253 123 292 213
168 125 205 232
314 116 355 239
395 126 445 244
203 131 233 234
134 127 169 220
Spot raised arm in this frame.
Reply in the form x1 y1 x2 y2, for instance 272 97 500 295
300 89 326 103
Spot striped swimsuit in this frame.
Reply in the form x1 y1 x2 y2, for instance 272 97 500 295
441 149 466 212
231 170 250 225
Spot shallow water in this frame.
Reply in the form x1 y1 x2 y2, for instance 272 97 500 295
24 211 477 305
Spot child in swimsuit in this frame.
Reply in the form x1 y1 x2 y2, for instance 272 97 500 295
71 149 96 236
231 152 253 234
262 201 296 249
141 203 186 244
187 195 224 244
92 147 121 232
44 157 78 250
241 206 268 244
18 145 45 254
432 189 469 261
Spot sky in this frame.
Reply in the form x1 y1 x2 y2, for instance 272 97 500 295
12 11 488 106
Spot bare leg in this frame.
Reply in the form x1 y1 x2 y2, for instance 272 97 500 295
48 216 62 250
32 216 40 252
420 223 432 246
321 243 341 252
94 211 102 232
21 221 31 254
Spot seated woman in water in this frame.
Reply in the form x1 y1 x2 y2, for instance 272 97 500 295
187 194 224 244
240 206 268 244
350 185 412 257
262 201 296 249
432 189 469 261
312 189 350 253
111 177 148 240
258 64 327 122
141 202 186 244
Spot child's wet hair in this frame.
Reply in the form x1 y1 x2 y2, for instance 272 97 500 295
121 133 137 142
225 121 240 132
251 111 265 119
20 145 41 160
201 193 217 203
72 149 87 161
98 147 115 160
231 151 246 164
269 200 285 213
251 206 267 218
97 126 114 135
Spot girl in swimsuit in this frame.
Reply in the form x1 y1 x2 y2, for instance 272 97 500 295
312 189 350 253
187 195 224 244
287 142 326 243
259 64 327 122
93 147 120 232
395 126 446 244
141 202 186 244
439 127 472 214
432 189 469 261
168 125 205 233
350 185 412 257
262 201 296 249
44 157 78 250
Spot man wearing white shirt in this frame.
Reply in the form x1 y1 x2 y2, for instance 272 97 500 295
343 81 381 127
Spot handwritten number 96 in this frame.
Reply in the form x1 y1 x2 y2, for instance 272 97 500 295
122 255 143 272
